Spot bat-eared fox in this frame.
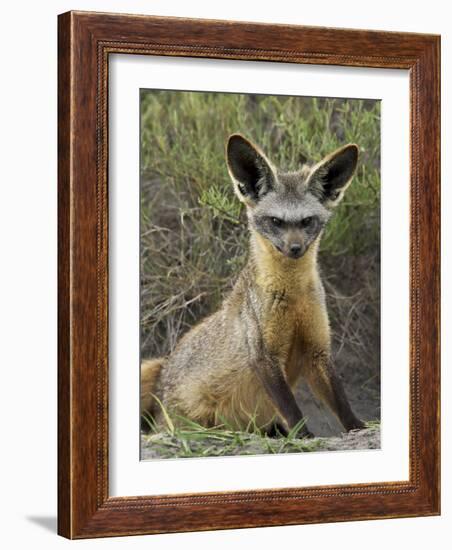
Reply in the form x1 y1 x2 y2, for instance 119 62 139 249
141 134 365 438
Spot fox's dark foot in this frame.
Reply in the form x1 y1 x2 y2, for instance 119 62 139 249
141 416 151 432
266 423 287 438
346 418 366 431
266 423 314 439
299 428 315 439
293 424 314 438
290 419 314 438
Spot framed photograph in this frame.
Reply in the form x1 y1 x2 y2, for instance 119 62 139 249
58 11 440 538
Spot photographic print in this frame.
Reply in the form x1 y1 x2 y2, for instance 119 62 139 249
140 90 381 460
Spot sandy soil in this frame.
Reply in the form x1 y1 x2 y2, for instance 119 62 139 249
140 425 380 460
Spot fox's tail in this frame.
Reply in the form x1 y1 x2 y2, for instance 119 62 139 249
140 358 165 417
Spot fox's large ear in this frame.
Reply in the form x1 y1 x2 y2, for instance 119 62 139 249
226 134 276 205
308 144 359 208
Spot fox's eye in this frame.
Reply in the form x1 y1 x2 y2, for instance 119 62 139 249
271 217 283 227
301 216 313 228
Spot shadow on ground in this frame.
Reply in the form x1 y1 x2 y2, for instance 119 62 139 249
26 516 57 533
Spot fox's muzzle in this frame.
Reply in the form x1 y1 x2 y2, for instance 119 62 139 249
276 240 306 259
282 232 307 259
288 243 304 258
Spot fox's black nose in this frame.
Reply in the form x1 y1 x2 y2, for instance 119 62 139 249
290 243 302 255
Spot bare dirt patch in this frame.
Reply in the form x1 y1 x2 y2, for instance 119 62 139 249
140 424 380 460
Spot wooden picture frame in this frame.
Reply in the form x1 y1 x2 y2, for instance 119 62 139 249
58 10 440 539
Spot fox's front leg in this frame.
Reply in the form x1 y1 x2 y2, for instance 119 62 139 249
303 349 364 431
251 353 313 438
298 292 364 432
244 291 312 437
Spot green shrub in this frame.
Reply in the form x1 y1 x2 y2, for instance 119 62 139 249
140 91 380 358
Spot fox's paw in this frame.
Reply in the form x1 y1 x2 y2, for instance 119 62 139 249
347 418 366 431
298 426 314 439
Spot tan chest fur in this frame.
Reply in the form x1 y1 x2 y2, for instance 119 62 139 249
253 234 331 386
